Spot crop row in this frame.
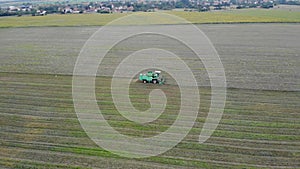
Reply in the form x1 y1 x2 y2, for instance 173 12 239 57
0 72 299 168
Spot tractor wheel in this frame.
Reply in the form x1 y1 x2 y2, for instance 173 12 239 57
143 80 147 84
153 80 157 84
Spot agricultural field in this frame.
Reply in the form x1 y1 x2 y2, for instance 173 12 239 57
0 8 300 28
0 13 299 169
0 24 299 90
0 72 299 168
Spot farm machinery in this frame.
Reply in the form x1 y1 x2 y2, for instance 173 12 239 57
139 70 165 84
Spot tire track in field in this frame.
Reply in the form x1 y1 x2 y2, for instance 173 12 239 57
1 139 298 168
1 121 299 167
1 72 299 168
0 146 191 169
1 126 299 161
1 111 299 140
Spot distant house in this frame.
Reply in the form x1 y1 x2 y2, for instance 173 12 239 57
62 7 73 14
36 10 47 16
20 5 32 12
8 6 20 12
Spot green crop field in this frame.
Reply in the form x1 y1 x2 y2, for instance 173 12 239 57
170 9 300 23
0 10 299 169
0 9 300 28
0 72 299 168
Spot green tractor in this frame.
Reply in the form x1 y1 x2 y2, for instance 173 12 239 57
139 70 165 84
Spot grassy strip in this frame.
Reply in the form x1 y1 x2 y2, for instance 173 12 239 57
213 130 299 141
1 140 213 168
0 157 85 169
169 9 300 24
22 145 219 168
0 9 299 28
228 9 300 22
1 99 299 130
1 84 298 120
1 140 290 168
4 137 298 161
1 128 299 167
0 13 125 28
2 115 299 142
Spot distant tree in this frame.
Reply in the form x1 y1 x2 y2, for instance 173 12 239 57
261 2 274 8
278 0 286 4
181 0 190 7
97 9 110 13
31 9 37 16
175 1 184 8
286 1 300 5
17 11 22 17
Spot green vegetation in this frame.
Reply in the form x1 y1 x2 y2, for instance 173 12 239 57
228 9 300 22
0 13 125 28
0 72 299 168
170 9 300 23
0 9 299 28
0 12 299 168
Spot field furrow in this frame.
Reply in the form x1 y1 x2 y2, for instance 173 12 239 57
1 23 299 168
